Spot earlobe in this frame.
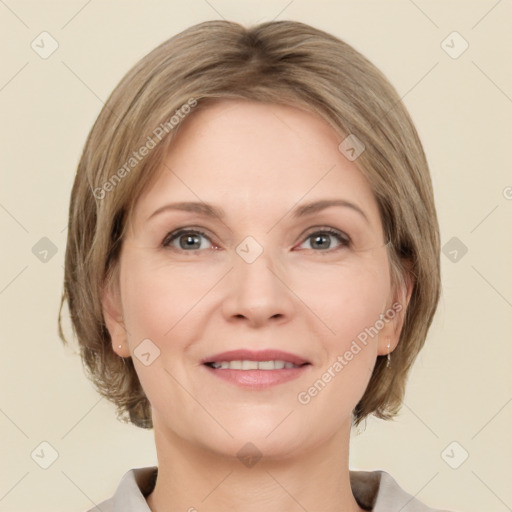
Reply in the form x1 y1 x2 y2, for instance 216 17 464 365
101 277 130 358
394 276 414 343
378 261 415 356
395 262 415 335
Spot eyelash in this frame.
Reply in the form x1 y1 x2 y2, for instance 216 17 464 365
161 226 351 253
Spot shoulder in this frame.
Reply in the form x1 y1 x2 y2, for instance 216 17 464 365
83 466 157 512
350 469 456 512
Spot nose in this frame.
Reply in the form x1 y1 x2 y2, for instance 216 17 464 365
221 246 294 328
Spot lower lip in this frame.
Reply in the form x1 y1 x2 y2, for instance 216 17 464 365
203 364 311 389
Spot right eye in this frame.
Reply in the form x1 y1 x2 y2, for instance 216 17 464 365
162 229 216 252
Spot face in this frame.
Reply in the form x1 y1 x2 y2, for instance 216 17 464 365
103 100 407 459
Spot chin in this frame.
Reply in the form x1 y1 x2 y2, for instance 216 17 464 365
200 417 317 461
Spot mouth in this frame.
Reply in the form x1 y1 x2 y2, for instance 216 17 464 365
201 349 312 388
205 360 307 370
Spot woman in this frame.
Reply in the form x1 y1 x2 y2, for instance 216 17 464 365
59 19 450 511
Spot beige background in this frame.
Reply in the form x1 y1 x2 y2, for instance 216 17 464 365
1 1 511 511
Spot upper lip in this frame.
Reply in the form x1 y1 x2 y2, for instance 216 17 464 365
202 349 310 366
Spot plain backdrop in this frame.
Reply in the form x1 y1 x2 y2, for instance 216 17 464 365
1 1 511 511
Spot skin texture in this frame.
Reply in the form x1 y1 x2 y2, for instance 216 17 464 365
102 100 412 512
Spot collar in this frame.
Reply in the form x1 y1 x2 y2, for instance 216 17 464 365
106 466 447 511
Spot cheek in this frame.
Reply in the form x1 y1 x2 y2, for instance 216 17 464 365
118 256 203 410
296 258 391 346
119 251 212 343
295 265 387 421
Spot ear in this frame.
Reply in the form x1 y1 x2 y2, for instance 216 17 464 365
377 260 415 356
101 272 130 358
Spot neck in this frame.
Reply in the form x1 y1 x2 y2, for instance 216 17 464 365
145 417 365 512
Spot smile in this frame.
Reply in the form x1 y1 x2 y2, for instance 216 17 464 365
203 356 311 388
206 360 302 370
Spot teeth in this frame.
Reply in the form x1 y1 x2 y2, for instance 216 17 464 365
209 360 300 370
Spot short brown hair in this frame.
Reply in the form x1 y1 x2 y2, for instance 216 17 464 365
58 19 441 429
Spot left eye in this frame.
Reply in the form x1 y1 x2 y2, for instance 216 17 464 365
162 228 350 252
298 229 350 251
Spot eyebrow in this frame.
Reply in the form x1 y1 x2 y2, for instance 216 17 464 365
146 199 370 224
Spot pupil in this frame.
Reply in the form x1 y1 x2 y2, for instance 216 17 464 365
313 234 330 249
182 234 200 249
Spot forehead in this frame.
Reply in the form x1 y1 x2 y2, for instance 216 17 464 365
131 99 382 232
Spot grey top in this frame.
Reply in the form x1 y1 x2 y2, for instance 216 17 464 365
85 466 453 512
